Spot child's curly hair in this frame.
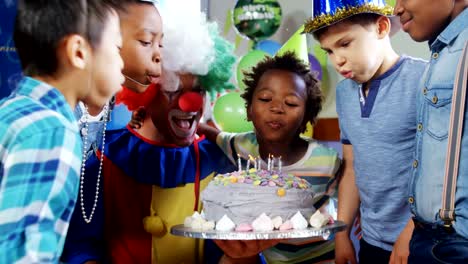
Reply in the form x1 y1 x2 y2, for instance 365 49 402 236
241 51 323 132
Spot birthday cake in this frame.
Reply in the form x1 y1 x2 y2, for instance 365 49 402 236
185 166 330 232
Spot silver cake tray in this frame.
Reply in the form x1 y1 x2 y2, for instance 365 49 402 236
170 221 346 240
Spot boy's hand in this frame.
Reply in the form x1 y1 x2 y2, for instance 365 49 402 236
389 220 413 264
335 233 357 264
128 106 146 129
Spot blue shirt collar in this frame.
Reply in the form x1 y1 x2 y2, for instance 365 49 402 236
373 55 407 81
17 76 76 124
430 8 468 52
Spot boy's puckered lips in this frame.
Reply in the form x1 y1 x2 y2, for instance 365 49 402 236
147 74 160 84
340 70 353 79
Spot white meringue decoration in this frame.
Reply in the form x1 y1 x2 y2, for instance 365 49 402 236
252 213 274 231
191 211 203 220
191 217 205 229
309 210 329 228
202 220 215 231
272 216 283 230
216 215 236 231
184 216 193 227
290 211 308 230
185 211 205 228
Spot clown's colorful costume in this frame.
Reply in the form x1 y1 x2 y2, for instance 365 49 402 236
106 128 233 263
62 126 235 263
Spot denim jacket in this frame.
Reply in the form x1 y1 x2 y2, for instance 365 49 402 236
409 8 468 239
74 98 115 160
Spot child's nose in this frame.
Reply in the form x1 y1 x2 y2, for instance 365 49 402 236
335 55 346 67
393 1 403 16
178 92 203 112
269 102 284 113
153 54 161 64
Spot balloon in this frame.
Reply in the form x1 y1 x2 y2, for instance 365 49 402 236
236 50 270 91
213 92 254 133
255 39 281 56
232 0 282 42
308 54 323 81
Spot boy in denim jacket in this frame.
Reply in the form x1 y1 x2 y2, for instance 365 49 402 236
394 1 468 263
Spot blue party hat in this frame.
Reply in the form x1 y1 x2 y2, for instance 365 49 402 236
304 0 400 35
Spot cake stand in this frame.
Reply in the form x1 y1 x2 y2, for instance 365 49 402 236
170 221 346 240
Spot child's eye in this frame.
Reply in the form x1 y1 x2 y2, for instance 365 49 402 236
341 41 350 47
285 102 299 107
258 98 271 102
139 40 152 46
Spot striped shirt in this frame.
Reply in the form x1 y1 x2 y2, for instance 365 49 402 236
0 77 82 263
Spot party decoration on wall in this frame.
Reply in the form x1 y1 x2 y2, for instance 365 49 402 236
236 49 270 91
275 25 309 65
308 54 323 81
232 0 282 42
254 39 281 56
213 92 254 133
0 1 22 100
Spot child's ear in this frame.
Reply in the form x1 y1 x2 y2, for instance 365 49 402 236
64 34 91 70
376 16 391 38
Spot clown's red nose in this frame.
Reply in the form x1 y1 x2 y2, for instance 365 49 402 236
178 92 203 112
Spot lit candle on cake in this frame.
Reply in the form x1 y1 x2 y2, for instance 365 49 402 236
267 154 271 171
248 155 256 170
278 156 282 173
237 154 242 172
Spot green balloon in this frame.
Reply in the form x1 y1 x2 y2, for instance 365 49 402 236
213 92 254 133
233 0 282 42
236 49 270 91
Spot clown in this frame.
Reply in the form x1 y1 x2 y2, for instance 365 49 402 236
82 6 238 264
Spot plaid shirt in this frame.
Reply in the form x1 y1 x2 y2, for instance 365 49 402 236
0 77 82 263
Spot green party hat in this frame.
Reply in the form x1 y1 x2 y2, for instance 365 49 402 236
275 25 309 65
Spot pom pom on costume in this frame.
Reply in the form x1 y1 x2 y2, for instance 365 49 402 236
143 215 166 237
116 84 159 111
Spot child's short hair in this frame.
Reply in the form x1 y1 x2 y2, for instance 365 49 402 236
117 0 158 14
313 13 381 40
14 0 120 76
241 51 323 129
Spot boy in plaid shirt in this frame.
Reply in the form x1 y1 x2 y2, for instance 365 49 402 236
0 0 124 262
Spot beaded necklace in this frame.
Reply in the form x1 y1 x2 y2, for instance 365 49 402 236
79 103 109 224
